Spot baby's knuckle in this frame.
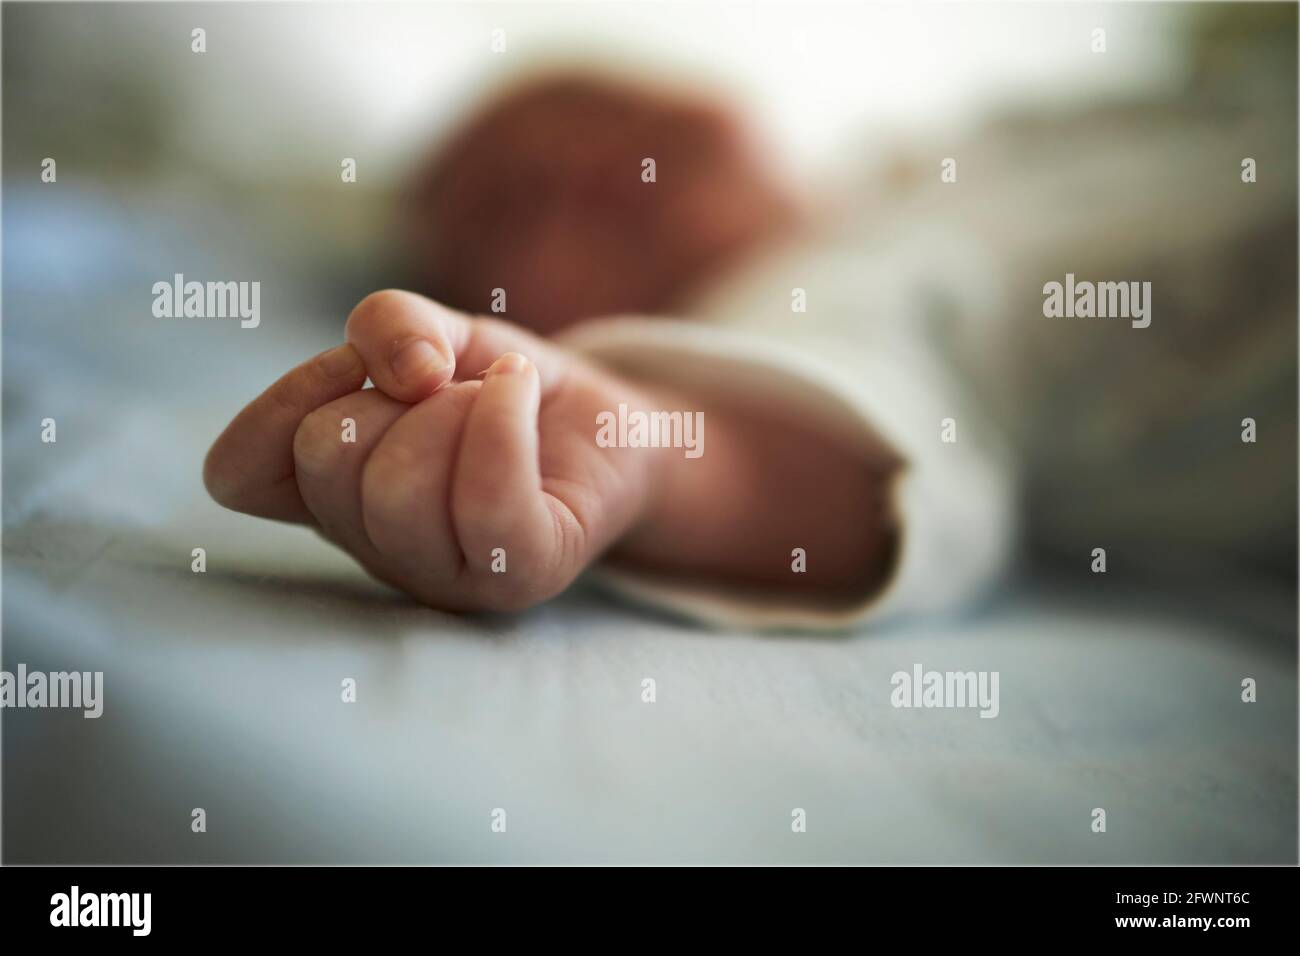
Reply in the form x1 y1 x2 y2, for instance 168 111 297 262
550 502 587 575
359 455 419 542
453 488 509 537
364 441 421 493
292 405 350 476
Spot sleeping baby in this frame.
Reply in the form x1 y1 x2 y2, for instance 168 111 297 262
202 71 1015 629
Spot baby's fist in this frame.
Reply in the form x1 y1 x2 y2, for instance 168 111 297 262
207 291 660 612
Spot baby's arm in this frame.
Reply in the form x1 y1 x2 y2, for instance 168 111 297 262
610 387 900 602
205 290 899 614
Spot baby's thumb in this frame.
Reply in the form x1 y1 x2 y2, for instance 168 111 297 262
344 289 465 402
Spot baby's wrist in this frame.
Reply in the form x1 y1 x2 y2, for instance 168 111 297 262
601 379 727 560
617 383 683 531
585 371 696 543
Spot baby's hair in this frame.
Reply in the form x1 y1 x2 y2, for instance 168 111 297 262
404 68 800 334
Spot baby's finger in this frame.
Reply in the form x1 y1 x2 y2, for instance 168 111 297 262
204 344 368 523
361 380 482 584
345 289 573 401
344 289 466 403
293 388 409 558
453 353 571 600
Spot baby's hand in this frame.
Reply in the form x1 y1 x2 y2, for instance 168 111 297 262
204 290 661 611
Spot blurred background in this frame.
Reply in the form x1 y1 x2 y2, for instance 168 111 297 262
2 2 1295 864
2 1 1200 313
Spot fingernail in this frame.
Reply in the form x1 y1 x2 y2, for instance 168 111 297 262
391 338 448 385
488 352 529 377
318 343 363 378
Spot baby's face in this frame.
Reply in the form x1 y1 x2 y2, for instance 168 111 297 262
407 74 801 334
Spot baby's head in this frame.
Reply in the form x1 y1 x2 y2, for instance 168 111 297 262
406 70 801 334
